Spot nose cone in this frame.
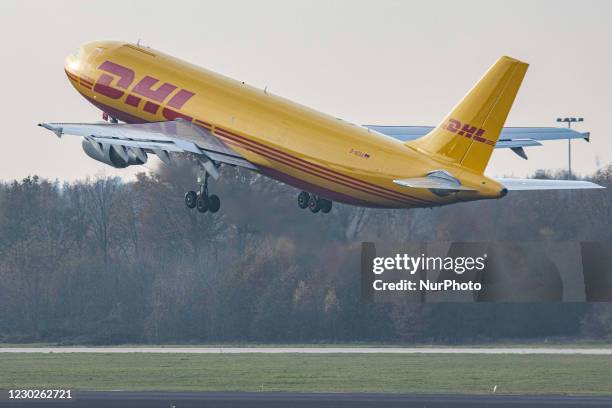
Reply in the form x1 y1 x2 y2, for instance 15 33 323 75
64 41 122 76
65 47 82 74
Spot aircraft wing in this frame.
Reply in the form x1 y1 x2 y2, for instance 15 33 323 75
39 119 257 176
497 178 604 191
365 125 590 159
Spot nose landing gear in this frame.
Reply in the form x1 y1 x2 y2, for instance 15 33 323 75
185 171 221 214
297 191 332 214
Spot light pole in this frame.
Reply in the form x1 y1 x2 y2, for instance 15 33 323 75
556 117 583 179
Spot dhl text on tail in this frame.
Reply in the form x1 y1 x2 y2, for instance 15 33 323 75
40 41 603 214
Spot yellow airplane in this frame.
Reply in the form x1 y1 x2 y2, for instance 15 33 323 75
40 41 603 214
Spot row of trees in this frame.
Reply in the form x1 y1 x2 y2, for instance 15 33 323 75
0 160 610 344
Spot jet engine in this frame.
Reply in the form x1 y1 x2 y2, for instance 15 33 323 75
81 139 147 168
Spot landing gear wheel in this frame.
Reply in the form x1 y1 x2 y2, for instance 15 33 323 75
320 199 332 213
207 194 221 213
185 191 197 209
308 195 321 213
298 191 310 209
191 167 223 215
196 195 208 213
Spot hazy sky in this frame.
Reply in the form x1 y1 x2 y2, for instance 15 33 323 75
1 0 610 181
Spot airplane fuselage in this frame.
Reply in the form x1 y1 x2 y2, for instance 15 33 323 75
64 41 504 208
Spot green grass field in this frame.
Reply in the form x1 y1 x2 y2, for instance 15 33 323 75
1 353 611 395
1 341 611 348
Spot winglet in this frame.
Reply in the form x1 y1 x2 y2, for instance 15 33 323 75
39 123 63 138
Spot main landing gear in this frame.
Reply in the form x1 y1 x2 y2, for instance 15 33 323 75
298 191 332 214
185 172 221 214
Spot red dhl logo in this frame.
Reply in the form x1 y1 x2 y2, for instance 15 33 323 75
92 60 196 121
442 118 495 146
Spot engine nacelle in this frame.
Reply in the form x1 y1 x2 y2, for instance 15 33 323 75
82 139 147 168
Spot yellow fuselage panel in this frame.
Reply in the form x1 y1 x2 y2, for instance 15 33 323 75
64 41 501 208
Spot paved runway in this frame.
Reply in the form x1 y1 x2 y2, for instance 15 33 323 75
2 346 612 354
2 392 612 407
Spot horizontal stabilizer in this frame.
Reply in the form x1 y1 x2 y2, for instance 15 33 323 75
394 170 474 191
498 178 605 191
496 139 541 148
366 125 590 145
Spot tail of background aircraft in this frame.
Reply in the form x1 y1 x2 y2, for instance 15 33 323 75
409 56 529 173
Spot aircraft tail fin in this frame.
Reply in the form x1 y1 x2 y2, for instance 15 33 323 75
409 56 529 173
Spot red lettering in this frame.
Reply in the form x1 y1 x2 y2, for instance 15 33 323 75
167 89 195 109
93 74 124 99
458 124 477 138
93 61 135 99
93 61 197 121
445 119 461 132
133 76 177 102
